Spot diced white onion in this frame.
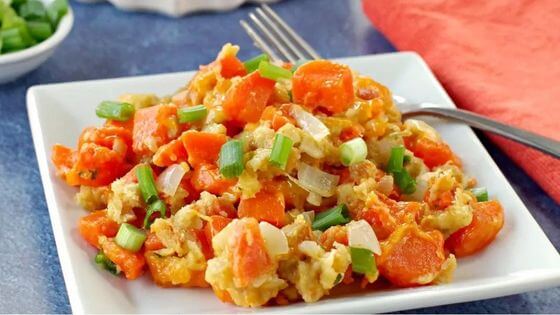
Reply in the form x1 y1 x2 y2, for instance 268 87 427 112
301 210 315 223
306 192 322 206
156 163 188 196
347 220 381 255
377 175 394 195
298 240 322 257
407 176 429 201
404 119 441 142
259 221 289 257
296 163 339 197
290 105 330 141
299 135 325 159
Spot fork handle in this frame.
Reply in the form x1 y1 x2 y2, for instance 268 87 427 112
403 105 560 159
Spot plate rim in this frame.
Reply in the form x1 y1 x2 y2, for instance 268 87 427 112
27 51 560 314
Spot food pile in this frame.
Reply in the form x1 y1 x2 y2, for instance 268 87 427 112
52 44 504 307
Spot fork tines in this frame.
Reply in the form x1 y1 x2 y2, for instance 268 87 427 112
240 4 321 62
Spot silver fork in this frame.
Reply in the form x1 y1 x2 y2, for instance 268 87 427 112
240 4 560 158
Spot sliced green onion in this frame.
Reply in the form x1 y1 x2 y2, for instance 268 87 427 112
178 105 207 123
350 247 377 276
95 101 135 122
393 170 416 194
136 164 159 204
312 204 351 231
95 251 120 275
340 137 368 166
291 59 309 72
19 0 47 21
333 273 343 285
243 53 269 73
471 187 488 202
219 139 244 178
269 134 293 170
258 61 292 81
115 223 147 252
26 21 52 41
387 146 405 173
47 0 68 27
144 200 167 229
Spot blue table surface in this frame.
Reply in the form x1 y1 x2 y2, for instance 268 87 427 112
0 0 558 313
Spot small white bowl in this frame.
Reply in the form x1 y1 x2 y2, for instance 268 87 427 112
0 8 74 84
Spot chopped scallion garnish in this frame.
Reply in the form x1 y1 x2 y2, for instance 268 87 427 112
350 247 377 276
312 204 351 231
178 105 208 123
115 223 147 252
243 53 269 73
144 200 167 229
258 61 293 81
95 250 120 275
95 101 135 122
136 164 159 204
26 21 53 41
471 187 489 202
269 134 293 170
18 0 47 21
340 137 368 166
393 169 416 194
387 146 405 173
219 140 244 178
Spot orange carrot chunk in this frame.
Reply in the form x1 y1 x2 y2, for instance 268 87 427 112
52 144 75 180
181 131 227 167
405 136 461 169
101 238 146 280
152 139 188 167
144 232 165 251
231 219 274 287
65 143 129 187
219 54 247 79
292 60 354 114
446 200 504 257
132 104 178 156
190 163 236 195
238 187 286 227
223 71 276 125
78 210 120 249
377 224 446 287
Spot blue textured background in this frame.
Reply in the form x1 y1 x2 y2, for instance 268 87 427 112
0 0 558 313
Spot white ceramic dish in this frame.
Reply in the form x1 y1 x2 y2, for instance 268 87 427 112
75 0 279 17
27 52 560 313
0 6 73 84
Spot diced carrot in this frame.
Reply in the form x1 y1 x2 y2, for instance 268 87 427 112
101 238 145 280
195 228 214 260
319 225 348 250
180 131 227 167
357 205 398 240
223 71 276 125
238 186 286 227
231 219 273 287
145 251 208 287
204 216 233 247
342 266 354 285
340 125 365 141
292 60 354 114
428 190 454 210
78 210 119 248
119 164 149 184
446 200 504 257
152 139 188 167
405 136 461 169
65 143 129 187
78 126 132 151
132 104 178 156
144 232 164 251
52 144 76 179
219 54 247 79
377 224 446 287
180 173 201 203
190 163 236 195
260 106 293 130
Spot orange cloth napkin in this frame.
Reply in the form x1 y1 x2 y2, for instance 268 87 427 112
362 0 560 203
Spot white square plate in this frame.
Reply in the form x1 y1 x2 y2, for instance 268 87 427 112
27 52 560 314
